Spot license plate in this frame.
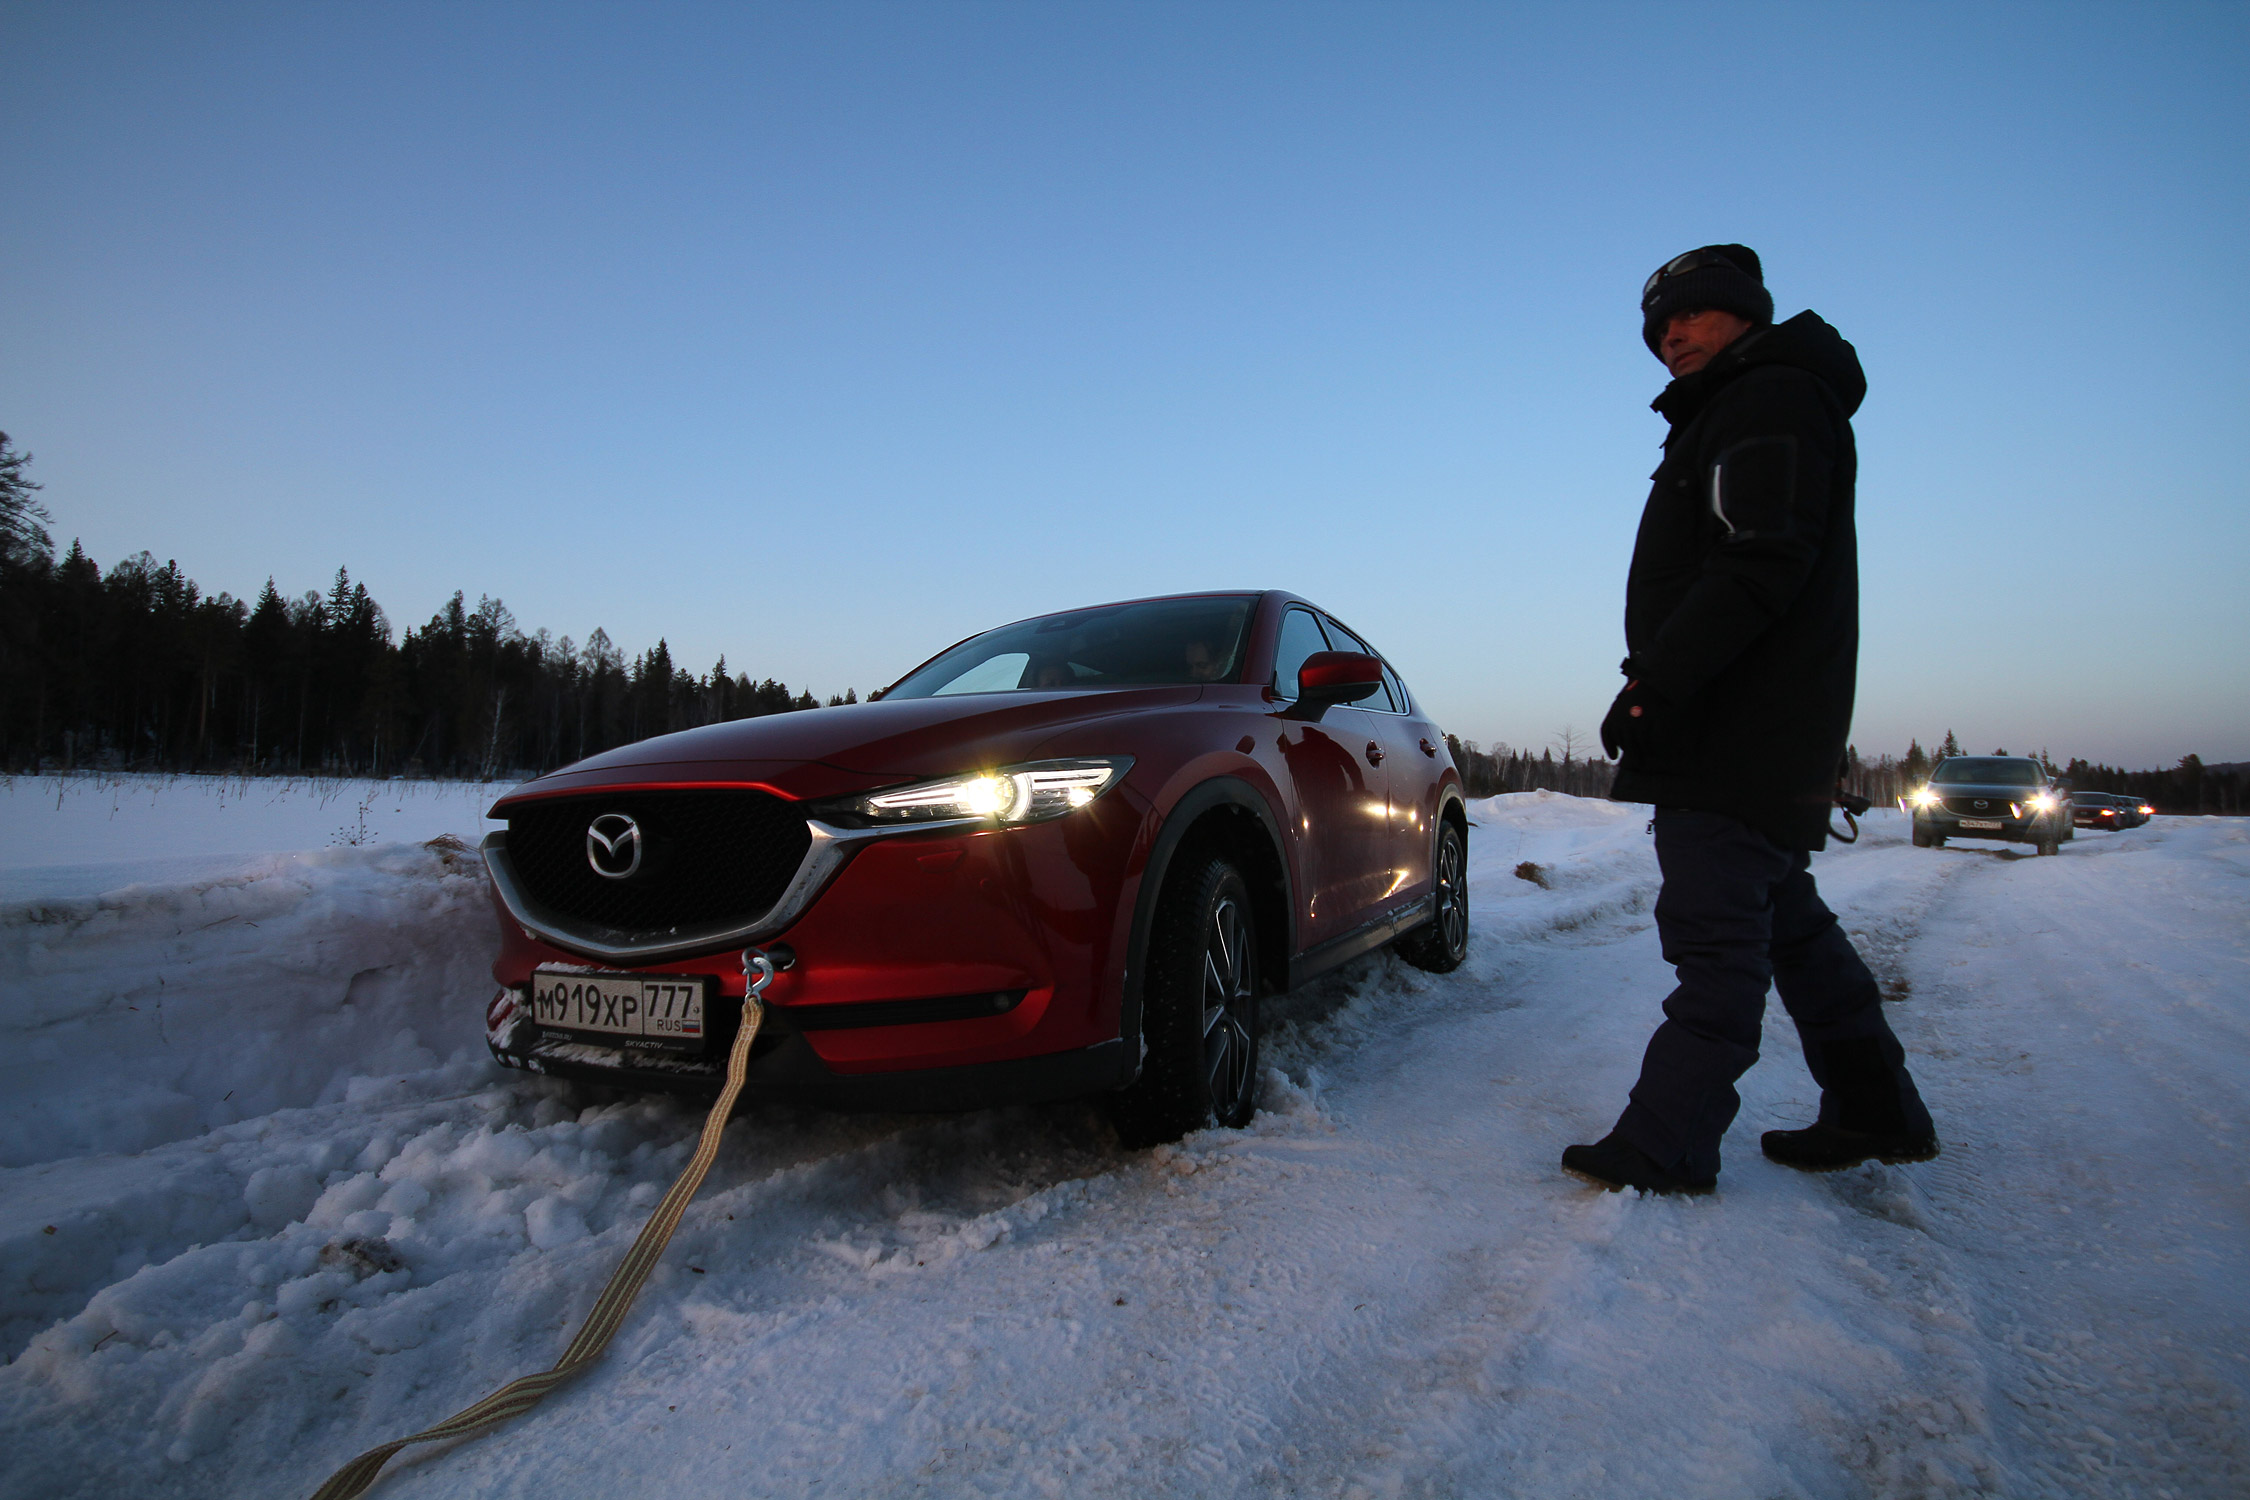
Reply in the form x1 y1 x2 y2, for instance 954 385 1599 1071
530 969 709 1052
1958 818 2004 830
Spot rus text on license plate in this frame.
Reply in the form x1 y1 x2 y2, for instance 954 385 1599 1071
531 969 709 1052
1958 818 2004 829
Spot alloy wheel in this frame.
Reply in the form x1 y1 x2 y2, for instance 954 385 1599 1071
1202 895 1256 1120
1433 829 1467 956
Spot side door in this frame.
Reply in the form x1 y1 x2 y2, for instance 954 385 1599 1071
1269 605 1392 947
1320 615 1431 914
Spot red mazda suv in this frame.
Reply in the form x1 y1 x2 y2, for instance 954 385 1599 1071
481 591 1468 1143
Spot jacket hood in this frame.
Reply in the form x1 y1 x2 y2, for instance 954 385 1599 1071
1652 310 1866 425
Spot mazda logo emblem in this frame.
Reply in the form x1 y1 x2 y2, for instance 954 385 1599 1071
1972 799 1990 811
586 813 643 880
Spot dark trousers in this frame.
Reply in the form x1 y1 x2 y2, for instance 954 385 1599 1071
1615 809 1933 1179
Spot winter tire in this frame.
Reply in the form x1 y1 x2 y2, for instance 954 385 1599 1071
1108 851 1261 1147
1396 819 1469 973
1911 820 1932 848
2036 819 2060 857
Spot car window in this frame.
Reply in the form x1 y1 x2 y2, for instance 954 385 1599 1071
1931 758 2040 787
885 595 1256 699
1272 607 1333 699
928 653 1032 696
1319 617 1396 711
1381 664 1411 715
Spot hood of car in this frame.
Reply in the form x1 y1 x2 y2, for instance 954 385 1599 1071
492 686 1205 808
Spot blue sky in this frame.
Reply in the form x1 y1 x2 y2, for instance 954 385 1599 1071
4 1 2244 768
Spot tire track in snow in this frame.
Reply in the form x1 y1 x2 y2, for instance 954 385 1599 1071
1845 821 2250 1497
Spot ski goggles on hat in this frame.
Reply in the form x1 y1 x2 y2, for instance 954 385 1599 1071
1641 249 1743 310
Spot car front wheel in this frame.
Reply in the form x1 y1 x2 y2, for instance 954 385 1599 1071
1109 850 1261 1147
1396 820 1469 972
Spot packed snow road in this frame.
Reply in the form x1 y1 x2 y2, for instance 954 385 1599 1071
0 777 2243 1498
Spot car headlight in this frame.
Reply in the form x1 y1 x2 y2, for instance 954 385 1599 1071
1911 786 1941 808
2028 793 2055 813
850 757 1133 826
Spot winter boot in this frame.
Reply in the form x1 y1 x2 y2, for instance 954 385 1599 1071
1562 1132 1716 1196
1763 1036 1938 1172
1760 1120 1939 1171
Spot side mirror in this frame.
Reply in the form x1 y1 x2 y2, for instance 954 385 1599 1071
1287 651 1384 718
2052 777 2071 791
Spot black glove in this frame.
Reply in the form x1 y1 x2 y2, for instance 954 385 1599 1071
1600 674 1672 762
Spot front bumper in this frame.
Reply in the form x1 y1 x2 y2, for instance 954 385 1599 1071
486 796 1147 1100
1910 808 2051 843
486 996 1129 1109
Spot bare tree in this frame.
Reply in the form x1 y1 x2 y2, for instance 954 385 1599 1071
0 433 52 568
1551 724 1588 764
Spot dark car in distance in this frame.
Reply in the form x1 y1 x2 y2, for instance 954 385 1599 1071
2071 792 2124 832
480 591 1469 1144
1904 755 2073 855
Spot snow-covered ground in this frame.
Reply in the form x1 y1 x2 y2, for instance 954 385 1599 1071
1 776 2244 1498
0 773 510 900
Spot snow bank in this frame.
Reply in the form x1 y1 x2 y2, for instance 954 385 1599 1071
0 773 510 900
0 779 2243 1499
0 839 497 1168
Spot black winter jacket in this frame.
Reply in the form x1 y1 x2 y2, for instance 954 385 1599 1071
1608 311 1866 850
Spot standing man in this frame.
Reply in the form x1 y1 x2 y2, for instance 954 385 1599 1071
1562 245 1939 1195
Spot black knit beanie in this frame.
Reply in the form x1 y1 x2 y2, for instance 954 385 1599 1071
1641 244 1774 356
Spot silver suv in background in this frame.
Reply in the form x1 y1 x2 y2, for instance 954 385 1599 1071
1904 756 2073 855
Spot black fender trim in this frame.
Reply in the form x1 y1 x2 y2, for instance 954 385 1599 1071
1115 776 1295 1086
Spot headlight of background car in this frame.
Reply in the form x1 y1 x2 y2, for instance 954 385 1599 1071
851 757 1133 826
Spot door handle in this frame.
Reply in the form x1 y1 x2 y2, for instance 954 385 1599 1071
1419 738 1438 757
1365 742 1384 766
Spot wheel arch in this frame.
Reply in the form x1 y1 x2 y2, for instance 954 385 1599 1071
1438 787 1469 839
1115 776 1293 1084
1412 786 1471 927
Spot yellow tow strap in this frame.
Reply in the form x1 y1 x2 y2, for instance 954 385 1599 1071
308 951 776 1500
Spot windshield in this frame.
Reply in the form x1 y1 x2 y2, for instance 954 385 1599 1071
1931 757 2040 787
883 595 1257 700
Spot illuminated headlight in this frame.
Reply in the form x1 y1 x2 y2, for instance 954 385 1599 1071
2027 793 2056 813
853 757 1133 826
1911 786 1941 808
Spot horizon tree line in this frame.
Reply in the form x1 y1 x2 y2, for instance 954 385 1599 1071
0 434 851 779
0 433 2239 810
1444 731 2239 818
